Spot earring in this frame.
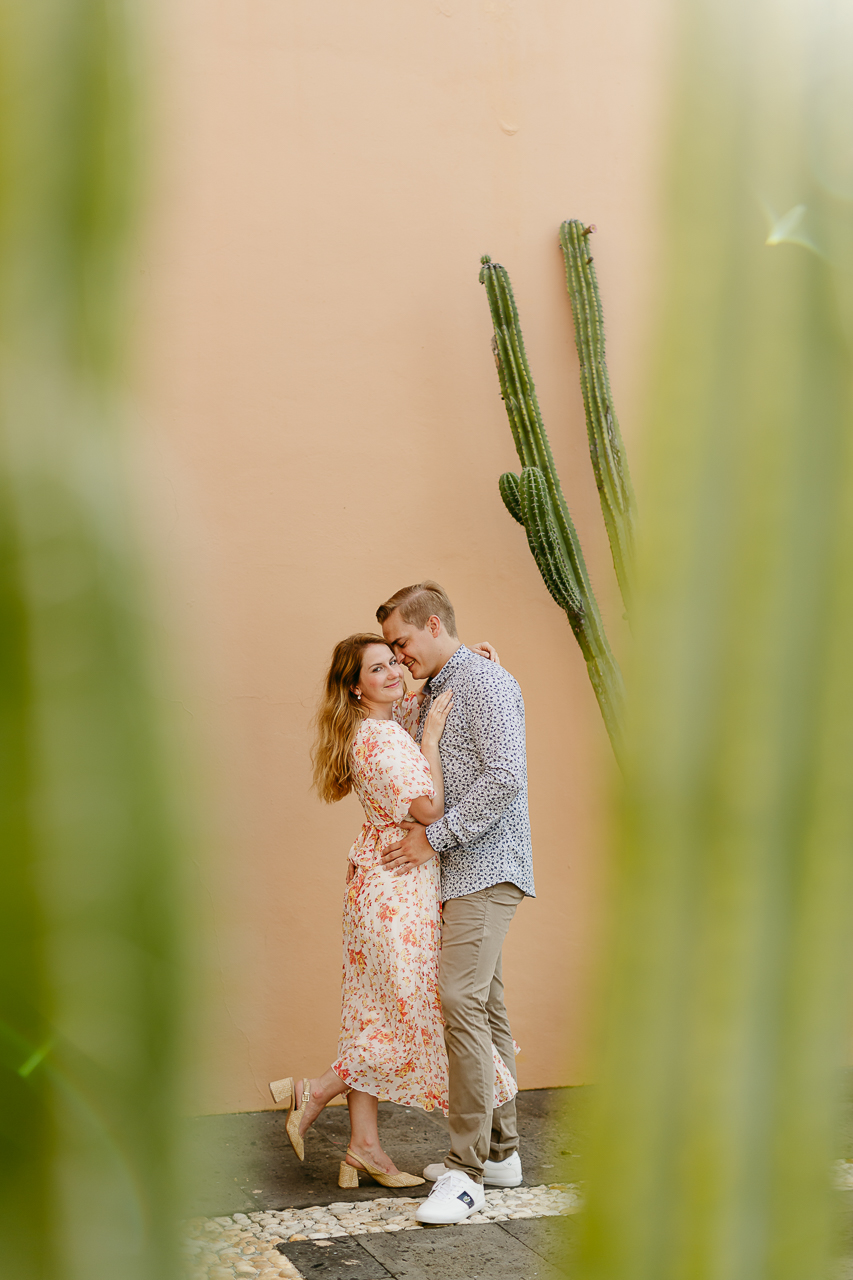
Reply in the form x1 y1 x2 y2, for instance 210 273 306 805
356 692 361 701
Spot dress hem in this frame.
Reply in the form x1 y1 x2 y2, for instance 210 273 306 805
333 1060 448 1116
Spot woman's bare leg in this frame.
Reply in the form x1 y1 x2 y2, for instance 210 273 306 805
345 1090 401 1175
294 1068 348 1137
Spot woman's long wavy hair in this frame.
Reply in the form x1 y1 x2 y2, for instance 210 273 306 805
313 633 403 803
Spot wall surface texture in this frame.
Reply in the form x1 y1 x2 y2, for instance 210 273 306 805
136 0 668 1115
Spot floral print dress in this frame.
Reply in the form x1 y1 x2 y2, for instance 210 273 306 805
332 695 518 1113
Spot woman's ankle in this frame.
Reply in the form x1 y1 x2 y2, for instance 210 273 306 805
308 1073 346 1109
348 1141 391 1167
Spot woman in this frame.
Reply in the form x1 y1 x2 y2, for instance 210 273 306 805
270 633 517 1189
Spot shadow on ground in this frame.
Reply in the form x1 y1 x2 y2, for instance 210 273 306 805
183 1087 590 1217
182 1082 853 1279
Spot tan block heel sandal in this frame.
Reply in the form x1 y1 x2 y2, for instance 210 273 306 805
269 1077 293 1106
338 1149 425 1189
269 1075 310 1162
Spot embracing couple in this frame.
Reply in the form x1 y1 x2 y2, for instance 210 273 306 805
270 580 535 1225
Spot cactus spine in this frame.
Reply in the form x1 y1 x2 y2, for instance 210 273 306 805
479 254 625 755
559 220 636 608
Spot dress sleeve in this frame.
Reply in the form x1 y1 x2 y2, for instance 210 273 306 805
361 721 435 825
393 693 422 739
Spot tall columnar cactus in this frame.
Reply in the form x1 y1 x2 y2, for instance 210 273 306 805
559 221 636 609
479 254 625 755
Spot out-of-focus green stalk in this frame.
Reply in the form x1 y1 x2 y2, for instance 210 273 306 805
579 2 853 1280
0 5 184 1280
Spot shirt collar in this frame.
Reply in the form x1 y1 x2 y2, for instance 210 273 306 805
424 645 471 695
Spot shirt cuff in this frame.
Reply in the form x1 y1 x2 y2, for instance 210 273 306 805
425 818 457 853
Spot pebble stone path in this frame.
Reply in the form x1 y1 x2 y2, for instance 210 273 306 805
182 1183 581 1280
183 1165 851 1279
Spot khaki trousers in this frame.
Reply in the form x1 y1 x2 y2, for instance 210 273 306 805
439 881 524 1182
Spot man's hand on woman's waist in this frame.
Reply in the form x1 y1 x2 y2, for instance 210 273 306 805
381 821 437 876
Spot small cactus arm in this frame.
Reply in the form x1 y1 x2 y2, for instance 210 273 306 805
559 220 637 610
479 254 625 756
498 471 524 525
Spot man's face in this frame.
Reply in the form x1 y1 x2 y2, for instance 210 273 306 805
381 609 442 681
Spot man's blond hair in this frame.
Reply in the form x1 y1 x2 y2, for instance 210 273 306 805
375 579 458 637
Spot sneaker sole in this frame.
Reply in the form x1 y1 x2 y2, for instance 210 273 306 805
483 1175 523 1187
415 1204 485 1225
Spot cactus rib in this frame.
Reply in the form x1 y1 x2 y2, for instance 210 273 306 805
559 220 637 609
519 467 585 625
517 468 625 749
481 256 596 602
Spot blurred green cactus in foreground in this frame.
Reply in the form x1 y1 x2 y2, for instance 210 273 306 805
480 242 629 755
0 4 186 1280
574 0 853 1278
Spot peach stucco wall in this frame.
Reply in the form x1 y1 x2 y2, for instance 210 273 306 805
136 0 667 1114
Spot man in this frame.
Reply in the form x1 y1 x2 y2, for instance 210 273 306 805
377 580 535 1225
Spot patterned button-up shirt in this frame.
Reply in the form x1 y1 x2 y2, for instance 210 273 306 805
416 645 535 903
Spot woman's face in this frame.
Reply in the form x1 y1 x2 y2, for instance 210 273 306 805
354 644 403 712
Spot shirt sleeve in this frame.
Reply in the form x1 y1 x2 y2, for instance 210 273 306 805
362 721 435 825
425 673 526 852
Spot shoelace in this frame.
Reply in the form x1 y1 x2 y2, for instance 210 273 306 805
430 1171 476 1200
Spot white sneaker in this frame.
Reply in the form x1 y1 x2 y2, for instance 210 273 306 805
423 1151 523 1187
483 1151 523 1187
415 1170 486 1224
